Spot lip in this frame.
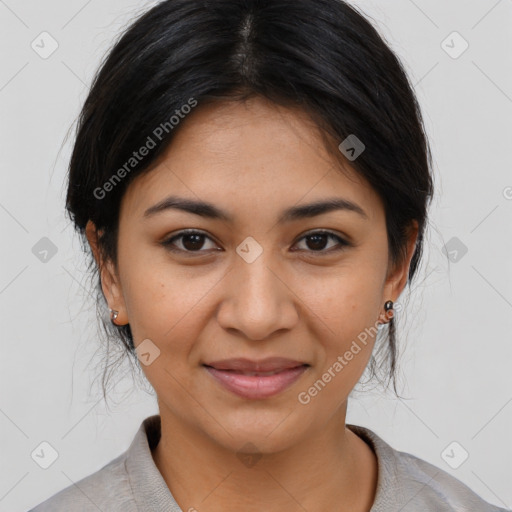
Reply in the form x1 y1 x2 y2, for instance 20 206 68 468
203 357 308 372
203 358 309 400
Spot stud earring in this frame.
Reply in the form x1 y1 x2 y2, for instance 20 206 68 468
383 300 394 322
109 308 119 325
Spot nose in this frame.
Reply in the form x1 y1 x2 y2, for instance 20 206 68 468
216 252 299 341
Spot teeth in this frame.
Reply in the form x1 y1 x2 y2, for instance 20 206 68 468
240 370 283 376
208 365 306 375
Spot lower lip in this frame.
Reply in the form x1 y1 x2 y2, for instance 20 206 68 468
204 365 309 399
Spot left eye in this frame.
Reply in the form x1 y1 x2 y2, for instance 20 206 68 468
161 230 349 255
292 230 349 253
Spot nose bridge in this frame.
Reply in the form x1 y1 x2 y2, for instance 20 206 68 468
218 240 297 340
235 245 283 313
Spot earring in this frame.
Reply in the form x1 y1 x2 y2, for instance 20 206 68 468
109 308 119 325
384 300 394 322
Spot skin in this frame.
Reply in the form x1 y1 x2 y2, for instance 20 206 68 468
86 96 418 512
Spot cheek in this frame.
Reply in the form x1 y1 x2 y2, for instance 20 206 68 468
295 265 383 341
298 284 380 406
292 266 384 399
122 270 208 396
121 258 219 351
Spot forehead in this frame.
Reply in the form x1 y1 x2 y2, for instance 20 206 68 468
120 96 383 224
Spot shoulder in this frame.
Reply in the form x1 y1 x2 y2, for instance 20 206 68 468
29 415 181 512
394 449 508 512
347 424 510 512
28 451 138 512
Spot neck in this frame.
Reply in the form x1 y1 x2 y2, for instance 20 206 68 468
151 401 378 512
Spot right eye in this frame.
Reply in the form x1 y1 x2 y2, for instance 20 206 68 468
160 229 222 255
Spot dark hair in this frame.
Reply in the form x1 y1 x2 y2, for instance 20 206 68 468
65 0 434 398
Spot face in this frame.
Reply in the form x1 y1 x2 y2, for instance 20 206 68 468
87 96 417 453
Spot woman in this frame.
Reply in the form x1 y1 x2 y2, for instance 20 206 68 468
30 0 508 510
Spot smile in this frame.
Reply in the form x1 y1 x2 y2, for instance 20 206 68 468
203 364 309 400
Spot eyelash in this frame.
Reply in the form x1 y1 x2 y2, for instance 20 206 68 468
160 229 350 256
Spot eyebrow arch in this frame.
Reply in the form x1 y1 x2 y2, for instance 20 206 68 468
143 195 368 222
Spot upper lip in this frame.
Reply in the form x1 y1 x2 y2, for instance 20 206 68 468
203 357 308 372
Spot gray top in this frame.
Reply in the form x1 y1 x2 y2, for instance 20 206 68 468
29 414 509 512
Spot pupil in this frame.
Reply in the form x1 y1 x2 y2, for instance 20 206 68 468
307 234 327 251
183 234 204 251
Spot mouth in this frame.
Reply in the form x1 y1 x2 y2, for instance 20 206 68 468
202 358 310 399
203 357 309 373
205 368 299 376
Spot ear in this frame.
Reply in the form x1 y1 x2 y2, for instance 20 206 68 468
379 220 419 321
85 220 127 325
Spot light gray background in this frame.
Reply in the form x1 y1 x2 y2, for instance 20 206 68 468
1 0 511 511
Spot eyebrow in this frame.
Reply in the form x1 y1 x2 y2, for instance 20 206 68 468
143 195 368 223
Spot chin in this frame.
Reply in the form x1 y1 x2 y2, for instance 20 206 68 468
200 407 311 455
